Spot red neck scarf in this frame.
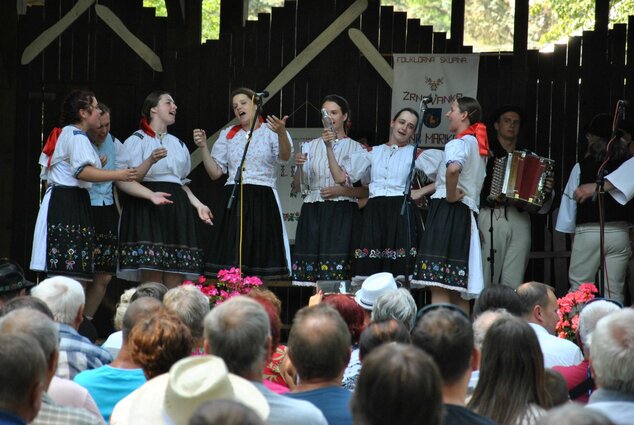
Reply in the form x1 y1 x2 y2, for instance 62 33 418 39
227 116 265 140
41 127 63 166
139 117 156 138
456 122 489 156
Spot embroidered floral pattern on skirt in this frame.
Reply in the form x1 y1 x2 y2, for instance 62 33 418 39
93 229 117 273
119 243 204 275
417 257 468 289
354 247 417 259
292 258 349 282
47 223 94 275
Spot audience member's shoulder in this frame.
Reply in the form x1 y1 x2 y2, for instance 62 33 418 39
443 404 498 425
35 394 103 425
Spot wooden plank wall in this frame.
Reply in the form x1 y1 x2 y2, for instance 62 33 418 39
9 0 634 299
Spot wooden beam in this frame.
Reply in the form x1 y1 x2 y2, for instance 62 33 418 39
95 5 163 72
512 0 529 103
450 0 464 47
220 0 247 34
513 0 529 52
21 0 95 65
0 0 17 257
348 28 393 87
595 0 610 32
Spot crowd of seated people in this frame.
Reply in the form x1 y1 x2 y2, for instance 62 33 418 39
1 258 633 425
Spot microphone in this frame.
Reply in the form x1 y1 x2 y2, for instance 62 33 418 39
321 108 339 143
421 95 433 104
255 91 269 99
619 100 630 107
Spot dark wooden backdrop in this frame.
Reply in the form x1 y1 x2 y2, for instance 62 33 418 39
1 0 633 304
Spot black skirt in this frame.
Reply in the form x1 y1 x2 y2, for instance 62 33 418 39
292 200 359 284
414 198 471 291
118 182 203 279
91 204 119 274
205 184 289 278
352 196 424 278
46 186 95 278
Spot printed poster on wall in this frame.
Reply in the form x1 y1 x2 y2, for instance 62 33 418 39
391 54 480 148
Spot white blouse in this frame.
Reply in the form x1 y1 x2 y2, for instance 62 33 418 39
555 163 580 234
300 137 365 202
606 156 634 205
211 124 293 188
38 125 101 189
348 144 443 198
120 130 191 185
431 135 487 213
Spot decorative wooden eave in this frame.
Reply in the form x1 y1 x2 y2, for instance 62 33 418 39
20 0 163 71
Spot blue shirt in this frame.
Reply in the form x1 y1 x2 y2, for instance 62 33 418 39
287 386 353 425
0 410 27 425
74 365 146 423
89 134 117 206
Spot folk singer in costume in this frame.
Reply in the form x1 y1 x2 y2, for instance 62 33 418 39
291 95 367 285
118 90 212 287
31 90 142 281
557 114 632 303
347 107 442 283
194 87 293 278
82 102 124 318
413 97 488 311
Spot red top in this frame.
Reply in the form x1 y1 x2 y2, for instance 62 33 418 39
553 358 591 404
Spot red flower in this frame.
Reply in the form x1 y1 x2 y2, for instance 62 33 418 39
555 283 597 343
186 269 263 307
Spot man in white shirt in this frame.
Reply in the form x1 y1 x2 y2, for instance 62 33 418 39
517 281 583 368
573 156 634 205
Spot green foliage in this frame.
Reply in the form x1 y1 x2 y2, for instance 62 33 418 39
202 0 221 41
143 0 219 41
387 0 452 32
530 0 634 46
143 0 634 49
143 0 167 16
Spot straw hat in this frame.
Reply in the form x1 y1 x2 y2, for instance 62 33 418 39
122 355 269 424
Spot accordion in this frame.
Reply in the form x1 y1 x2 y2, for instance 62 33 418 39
487 151 554 209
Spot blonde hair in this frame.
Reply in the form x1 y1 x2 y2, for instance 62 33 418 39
113 288 137 331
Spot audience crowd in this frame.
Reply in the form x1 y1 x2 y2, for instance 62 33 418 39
1 257 633 425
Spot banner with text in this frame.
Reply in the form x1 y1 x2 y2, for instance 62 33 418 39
391 54 480 147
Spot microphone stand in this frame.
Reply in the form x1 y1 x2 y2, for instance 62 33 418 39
593 101 625 298
487 206 495 285
226 96 264 273
401 97 430 288
227 98 264 210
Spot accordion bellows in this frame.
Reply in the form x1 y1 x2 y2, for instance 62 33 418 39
488 151 554 208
